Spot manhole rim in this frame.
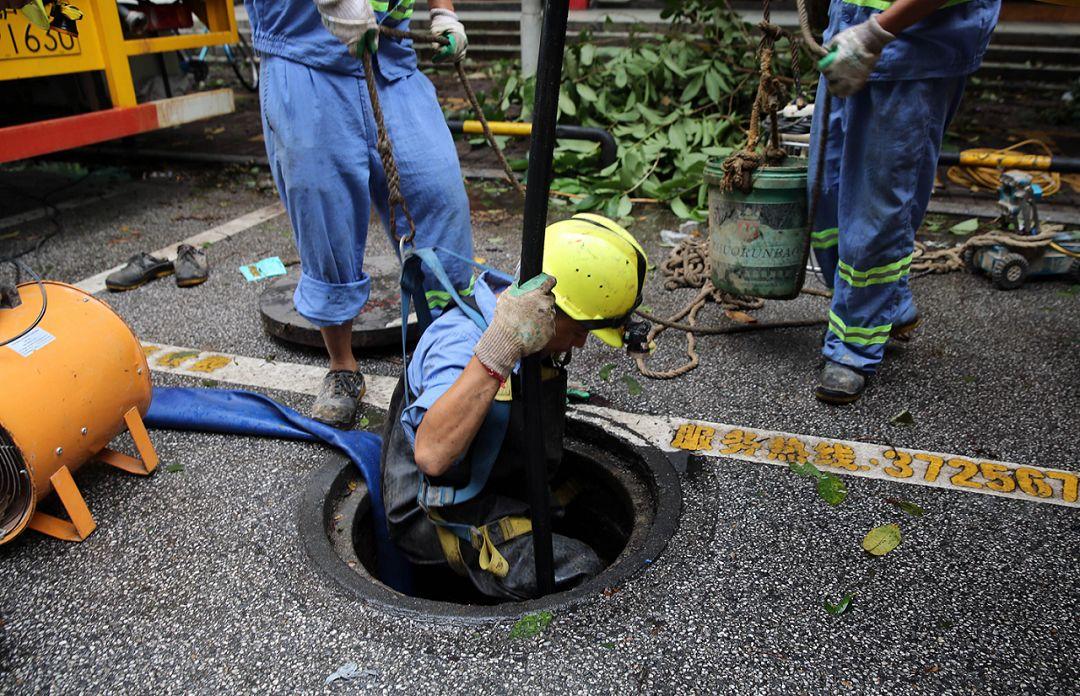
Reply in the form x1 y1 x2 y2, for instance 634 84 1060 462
298 417 682 623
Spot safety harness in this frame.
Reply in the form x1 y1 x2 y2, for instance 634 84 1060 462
397 245 536 578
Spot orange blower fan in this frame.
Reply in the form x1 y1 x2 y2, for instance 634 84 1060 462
0 278 158 544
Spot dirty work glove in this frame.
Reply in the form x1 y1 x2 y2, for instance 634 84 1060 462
820 15 895 97
313 0 379 57
429 8 468 63
473 274 557 379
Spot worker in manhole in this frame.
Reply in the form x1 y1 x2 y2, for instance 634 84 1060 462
248 0 475 427
808 0 999 403
382 215 647 599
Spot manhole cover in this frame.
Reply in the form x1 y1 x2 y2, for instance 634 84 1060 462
299 418 681 621
260 256 419 351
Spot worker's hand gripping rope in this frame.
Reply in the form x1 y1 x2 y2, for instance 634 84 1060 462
473 274 557 380
429 8 468 63
314 0 380 57
818 16 895 97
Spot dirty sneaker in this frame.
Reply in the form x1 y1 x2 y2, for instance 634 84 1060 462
105 252 173 292
311 370 366 428
175 244 209 287
814 361 867 405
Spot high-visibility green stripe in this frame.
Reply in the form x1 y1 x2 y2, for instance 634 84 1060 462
828 311 891 345
371 0 390 10
837 253 912 287
838 253 912 279
424 275 476 308
811 228 838 250
843 0 971 9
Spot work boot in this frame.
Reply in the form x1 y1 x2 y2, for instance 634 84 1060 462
175 244 210 287
312 370 366 428
815 361 867 405
889 314 921 342
105 252 173 292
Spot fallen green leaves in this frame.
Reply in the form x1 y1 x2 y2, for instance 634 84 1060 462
862 524 902 556
886 498 925 517
165 463 184 473
789 461 848 506
949 218 980 235
510 611 553 639
824 592 854 616
621 375 643 396
599 363 616 381
890 409 915 426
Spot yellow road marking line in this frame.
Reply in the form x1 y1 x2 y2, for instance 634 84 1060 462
144 342 1078 509
74 202 285 294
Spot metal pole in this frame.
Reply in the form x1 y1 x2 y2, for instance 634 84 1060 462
519 0 569 598
521 0 543 78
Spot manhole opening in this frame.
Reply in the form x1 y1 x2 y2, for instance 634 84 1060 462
301 419 681 620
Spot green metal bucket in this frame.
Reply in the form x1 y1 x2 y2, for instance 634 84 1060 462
704 158 810 300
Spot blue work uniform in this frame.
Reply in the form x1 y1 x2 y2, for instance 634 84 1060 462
381 273 603 600
807 0 999 372
247 0 474 326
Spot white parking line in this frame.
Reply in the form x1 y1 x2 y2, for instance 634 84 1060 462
74 202 285 294
143 342 1079 509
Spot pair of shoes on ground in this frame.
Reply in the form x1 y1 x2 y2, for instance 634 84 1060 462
815 314 921 404
312 369 367 428
106 244 209 292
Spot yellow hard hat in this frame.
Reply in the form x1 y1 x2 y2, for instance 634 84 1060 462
543 213 648 348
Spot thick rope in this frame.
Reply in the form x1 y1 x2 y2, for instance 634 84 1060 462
362 49 417 244
911 230 1066 276
719 1 789 193
379 26 525 197
633 237 827 380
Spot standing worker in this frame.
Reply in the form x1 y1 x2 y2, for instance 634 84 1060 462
809 0 1000 403
247 0 474 426
382 215 648 599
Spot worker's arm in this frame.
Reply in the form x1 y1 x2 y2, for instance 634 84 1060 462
821 0 944 97
413 275 557 477
876 0 946 35
427 0 468 62
414 357 503 477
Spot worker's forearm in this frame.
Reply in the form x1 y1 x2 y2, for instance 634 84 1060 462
428 0 455 10
414 357 501 477
876 0 944 35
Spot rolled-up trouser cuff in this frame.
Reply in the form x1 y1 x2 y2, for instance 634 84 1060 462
294 271 371 327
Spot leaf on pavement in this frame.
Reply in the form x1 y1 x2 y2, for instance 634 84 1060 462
862 524 902 556
824 592 854 616
622 375 643 395
886 498 925 517
165 463 184 473
890 409 915 426
510 611 553 639
816 473 848 506
599 363 616 381
724 309 757 324
949 218 979 235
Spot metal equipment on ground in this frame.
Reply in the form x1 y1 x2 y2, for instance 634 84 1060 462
0 279 158 544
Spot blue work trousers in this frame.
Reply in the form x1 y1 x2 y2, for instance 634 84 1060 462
259 55 473 327
808 75 966 373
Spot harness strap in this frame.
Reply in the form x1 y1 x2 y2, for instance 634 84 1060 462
415 398 510 508
431 512 533 578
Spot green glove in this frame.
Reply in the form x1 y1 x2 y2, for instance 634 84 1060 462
474 273 557 379
429 8 467 63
